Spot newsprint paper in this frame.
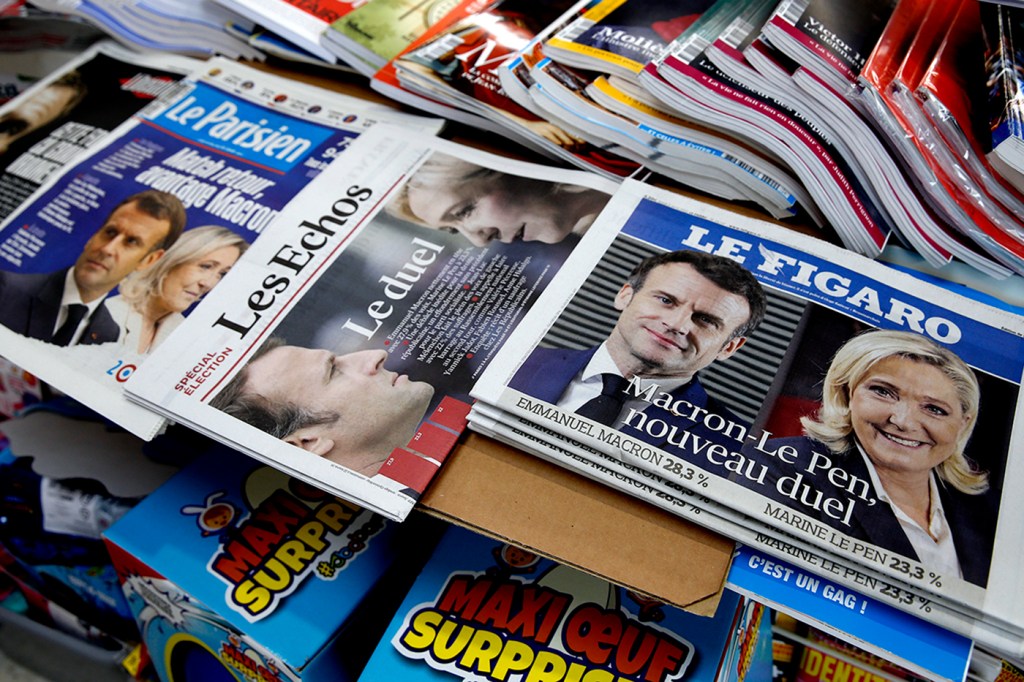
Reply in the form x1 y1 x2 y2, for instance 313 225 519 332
467 399 1024 660
470 180 1024 650
126 126 619 521
0 57 442 439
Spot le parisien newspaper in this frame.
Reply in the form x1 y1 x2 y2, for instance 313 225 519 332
126 126 619 522
470 180 1024 655
0 57 442 439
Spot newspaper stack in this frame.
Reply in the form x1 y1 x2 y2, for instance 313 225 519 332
124 126 620 522
0 58 443 439
468 179 1024 659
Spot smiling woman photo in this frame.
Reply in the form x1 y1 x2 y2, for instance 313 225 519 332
386 151 610 247
106 225 248 354
761 329 996 586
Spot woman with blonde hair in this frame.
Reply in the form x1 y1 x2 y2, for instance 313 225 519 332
761 329 996 586
386 151 610 248
106 225 247 354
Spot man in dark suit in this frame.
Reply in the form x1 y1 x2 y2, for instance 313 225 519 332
0 189 186 345
510 249 766 464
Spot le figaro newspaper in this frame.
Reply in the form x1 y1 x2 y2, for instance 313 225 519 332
467 398 1024 657
0 57 442 439
470 180 1024 640
126 126 619 522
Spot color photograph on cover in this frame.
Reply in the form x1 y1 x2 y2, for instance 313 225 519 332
0 43 196 220
0 59 439 438
486 188 1021 607
205 146 611 487
745 305 1011 590
0 63 367 347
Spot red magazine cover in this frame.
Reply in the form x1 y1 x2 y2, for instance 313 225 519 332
371 0 494 101
889 0 959 97
858 0 926 94
860 0 1024 273
916 0 1024 205
889 0 1024 264
281 0 358 22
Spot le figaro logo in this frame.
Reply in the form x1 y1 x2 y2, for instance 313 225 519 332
394 561 695 682
194 467 386 621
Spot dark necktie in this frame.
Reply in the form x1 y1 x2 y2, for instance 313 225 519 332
52 303 88 346
575 373 629 426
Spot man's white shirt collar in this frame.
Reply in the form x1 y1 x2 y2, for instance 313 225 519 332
556 343 692 426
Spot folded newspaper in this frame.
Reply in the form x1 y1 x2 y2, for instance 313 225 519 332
0 41 201 221
470 179 1024 647
126 125 619 521
0 57 443 439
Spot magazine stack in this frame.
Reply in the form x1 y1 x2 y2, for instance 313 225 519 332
375 0 1024 283
983 2 1024 196
468 178 1024 660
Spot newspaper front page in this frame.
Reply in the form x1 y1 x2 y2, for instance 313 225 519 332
0 58 443 438
126 126 619 521
467 400 1024 658
0 41 201 221
471 179 1024 638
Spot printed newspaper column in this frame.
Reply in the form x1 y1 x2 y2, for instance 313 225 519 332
126 125 618 521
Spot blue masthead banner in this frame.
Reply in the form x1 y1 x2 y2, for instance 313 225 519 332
150 82 338 174
625 198 1024 383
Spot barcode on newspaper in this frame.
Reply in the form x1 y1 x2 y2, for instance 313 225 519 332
417 33 464 62
725 157 788 196
721 19 755 49
677 35 711 64
775 0 808 25
555 17 594 43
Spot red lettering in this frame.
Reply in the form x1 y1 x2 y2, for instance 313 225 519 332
564 605 622 665
436 575 490 620
474 583 515 630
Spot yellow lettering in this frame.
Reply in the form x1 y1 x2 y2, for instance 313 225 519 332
294 521 327 552
492 640 535 680
253 558 292 591
525 651 568 682
276 538 316 572
802 648 823 677
317 501 357 531
460 629 503 673
233 580 271 615
400 610 443 651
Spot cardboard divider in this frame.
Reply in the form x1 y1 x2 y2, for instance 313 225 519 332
419 433 735 616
